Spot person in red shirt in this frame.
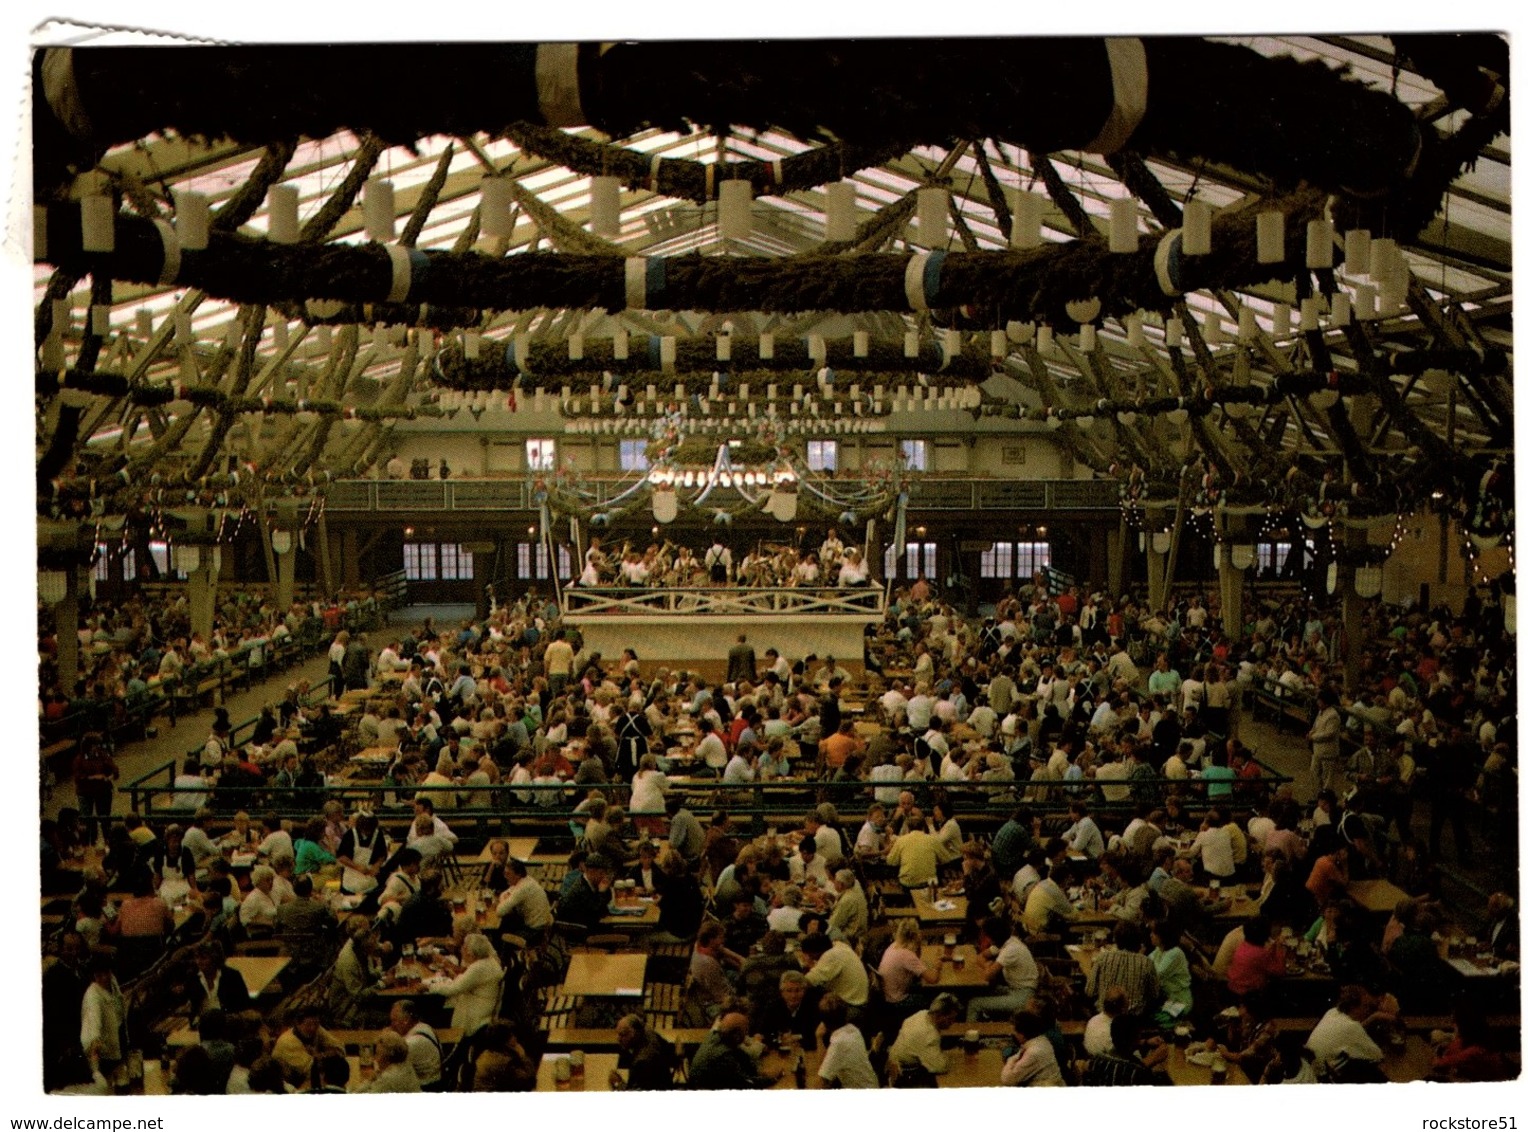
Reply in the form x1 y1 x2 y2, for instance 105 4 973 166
1226 916 1288 996
1305 844 1350 908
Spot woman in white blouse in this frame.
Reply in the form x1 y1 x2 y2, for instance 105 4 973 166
437 934 504 1035
629 754 669 835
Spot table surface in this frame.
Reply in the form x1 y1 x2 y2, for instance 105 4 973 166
536 1052 623 1091
910 888 968 923
226 955 291 996
353 745 397 762
1348 878 1411 914
601 899 662 928
558 952 649 998
763 1045 1008 1088
377 948 463 997
1163 1044 1253 1086
919 943 987 988
465 838 541 863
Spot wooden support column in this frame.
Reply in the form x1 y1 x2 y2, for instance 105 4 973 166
340 527 362 587
1340 524 1365 692
1146 533 1166 612
273 538 297 610
186 559 216 641
316 509 336 597
1218 553 1244 644
55 572 80 693
1160 475 1192 610
1109 517 1126 595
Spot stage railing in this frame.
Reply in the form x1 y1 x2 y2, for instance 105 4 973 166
562 585 887 617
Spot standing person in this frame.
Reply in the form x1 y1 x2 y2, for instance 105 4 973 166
1306 690 1342 793
79 955 126 1082
72 733 119 845
727 633 757 685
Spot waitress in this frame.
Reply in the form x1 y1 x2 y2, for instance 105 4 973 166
336 811 390 896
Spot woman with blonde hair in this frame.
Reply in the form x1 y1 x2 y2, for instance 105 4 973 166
629 753 670 836
878 917 944 1018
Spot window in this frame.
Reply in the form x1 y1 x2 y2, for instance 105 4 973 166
1013 541 1052 578
807 439 838 472
619 439 650 472
535 543 551 579
1257 541 1293 573
900 439 928 471
403 542 437 580
438 544 474 581
557 545 574 580
889 541 936 581
516 542 533 579
525 438 557 470
980 542 1014 578
147 540 169 576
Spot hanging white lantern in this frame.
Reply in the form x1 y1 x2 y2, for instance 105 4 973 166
659 337 677 372
1369 238 1400 283
1300 297 1322 332
1378 272 1408 318
1256 211 1285 263
1325 561 1339 594
363 177 396 242
1078 324 1097 353
613 327 629 359
1202 313 1224 345
1151 532 1172 555
1124 313 1145 348
1329 292 1352 327
854 330 870 358
90 305 111 336
271 530 293 555
1037 325 1055 356
1108 198 1138 253
1231 544 1256 570
990 329 1007 357
588 175 622 237
464 331 482 360
1272 303 1291 338
174 309 193 348
1182 199 1212 256
1353 566 1383 598
135 308 153 339
758 332 774 360
1238 307 1258 342
1064 296 1102 324
314 325 332 352
172 545 202 574
567 333 584 361
1010 189 1045 249
1165 405 1189 425
916 187 949 247
712 333 731 362
480 177 515 239
1353 284 1378 321
80 193 115 253
38 570 69 605
824 181 857 241
1344 229 1371 276
904 331 919 358
267 184 300 244
717 179 753 240
1005 321 1035 345
173 189 211 251
1306 218 1334 269
942 328 961 359
1165 318 1183 349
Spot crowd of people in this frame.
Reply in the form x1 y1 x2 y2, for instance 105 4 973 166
575 530 872 588
38 553 1518 1093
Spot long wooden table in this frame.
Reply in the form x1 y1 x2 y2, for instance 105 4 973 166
464 837 541 863
919 943 987 989
557 952 648 999
909 888 967 924
761 1044 1008 1088
536 1052 623 1091
226 955 291 997
1163 1044 1253 1086
1348 878 1410 915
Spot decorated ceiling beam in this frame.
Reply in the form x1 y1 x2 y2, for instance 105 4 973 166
502 122 911 205
38 188 1339 328
35 39 1439 204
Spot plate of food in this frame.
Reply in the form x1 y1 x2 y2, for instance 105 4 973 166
1187 1050 1218 1068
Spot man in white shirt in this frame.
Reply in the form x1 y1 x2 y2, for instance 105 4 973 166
1061 801 1106 859
967 916 1039 1021
1306 987 1385 1077
1182 813 1236 880
816 994 878 1088
905 685 936 732
787 838 832 887
695 720 729 775
406 799 458 847
389 999 441 1088
495 859 554 940
239 866 280 934
887 993 962 1084
799 934 870 1008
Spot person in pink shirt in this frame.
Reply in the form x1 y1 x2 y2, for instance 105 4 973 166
1226 916 1288 996
877 919 944 1016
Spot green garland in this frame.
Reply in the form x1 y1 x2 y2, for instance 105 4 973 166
503 122 912 204
434 337 994 389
